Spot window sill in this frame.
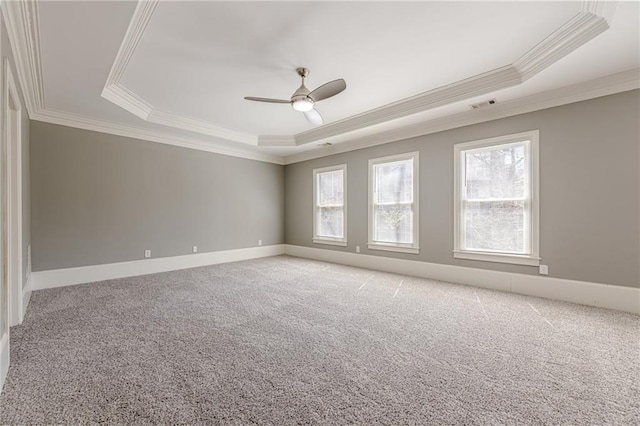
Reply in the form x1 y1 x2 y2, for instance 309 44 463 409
453 250 540 266
368 243 419 255
313 238 347 247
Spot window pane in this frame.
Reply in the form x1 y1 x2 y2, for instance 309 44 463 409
318 170 344 206
374 204 413 244
465 144 526 200
318 207 343 238
463 200 525 253
375 159 413 204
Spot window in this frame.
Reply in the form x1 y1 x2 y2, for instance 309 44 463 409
368 152 419 254
454 131 540 266
313 164 347 246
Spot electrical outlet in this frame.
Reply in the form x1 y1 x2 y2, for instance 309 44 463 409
144 249 151 258
192 246 198 253
539 265 549 275
258 240 263 246
356 246 360 253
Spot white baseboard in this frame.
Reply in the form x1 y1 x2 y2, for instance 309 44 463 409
31 245 285 291
0 333 8 393
284 245 640 315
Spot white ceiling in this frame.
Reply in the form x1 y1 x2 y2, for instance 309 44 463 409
15 1 640 161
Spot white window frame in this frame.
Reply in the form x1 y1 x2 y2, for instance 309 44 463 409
368 152 419 254
313 164 347 246
453 130 540 266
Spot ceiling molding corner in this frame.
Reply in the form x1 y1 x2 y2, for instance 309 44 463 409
514 9 611 81
101 0 258 146
99 0 155 120
101 83 152 120
1 0 45 116
103 0 159 88
581 0 618 24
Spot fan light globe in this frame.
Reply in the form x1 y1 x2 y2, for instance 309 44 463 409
292 98 314 112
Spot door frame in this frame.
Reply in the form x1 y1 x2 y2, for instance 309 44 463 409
4 58 23 327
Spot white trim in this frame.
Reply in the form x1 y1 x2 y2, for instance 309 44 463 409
101 84 152 121
100 0 157 120
102 0 158 89
313 164 348 246
453 251 541 266
514 11 609 81
0 0 44 115
0 333 8 394
101 0 258 146
453 131 540 266
368 152 420 253
581 1 617 25
368 244 419 255
284 245 640 315
283 69 639 165
30 109 284 165
313 239 347 247
0 10 6 396
4 59 24 326
147 109 257 146
29 245 285 291
257 135 297 147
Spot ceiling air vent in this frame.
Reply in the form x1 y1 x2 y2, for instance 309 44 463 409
470 99 497 109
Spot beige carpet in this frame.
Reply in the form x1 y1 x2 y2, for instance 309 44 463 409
1 255 638 424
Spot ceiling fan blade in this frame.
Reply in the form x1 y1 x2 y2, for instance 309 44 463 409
308 79 346 102
244 97 291 104
304 108 323 126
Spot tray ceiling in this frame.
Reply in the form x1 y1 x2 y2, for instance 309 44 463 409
2 1 639 163
121 1 578 135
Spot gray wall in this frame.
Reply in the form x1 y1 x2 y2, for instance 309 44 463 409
1 12 31 335
285 90 640 288
30 121 284 271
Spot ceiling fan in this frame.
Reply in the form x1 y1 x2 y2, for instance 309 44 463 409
244 68 346 126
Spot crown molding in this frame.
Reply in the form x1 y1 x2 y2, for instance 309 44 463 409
27 70 639 167
0 0 44 115
257 134 296 147
102 0 158 88
147 109 257 145
581 0 617 23
514 11 609 81
283 69 639 164
101 83 152 120
100 0 258 146
98 0 618 148
30 109 284 165
4 0 630 167
293 65 522 146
